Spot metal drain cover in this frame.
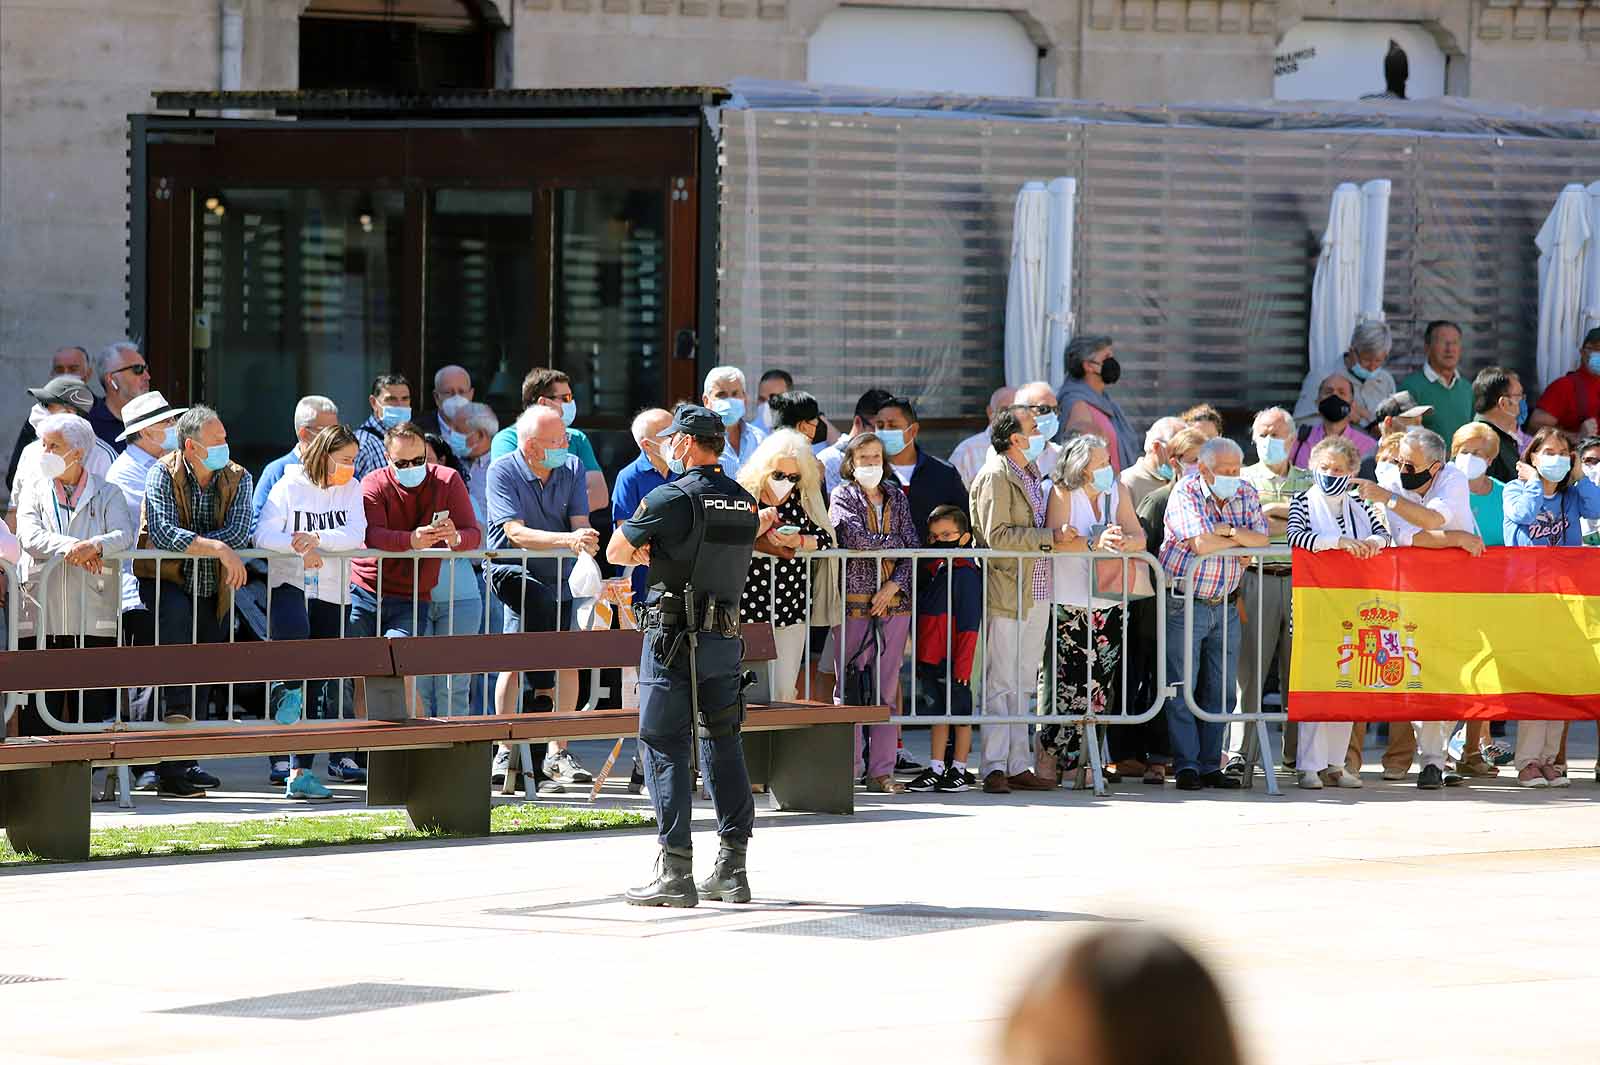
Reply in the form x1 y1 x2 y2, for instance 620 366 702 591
740 905 1030 941
0 975 56 986
162 982 501 1020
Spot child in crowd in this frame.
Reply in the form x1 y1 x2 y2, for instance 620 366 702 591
906 504 981 793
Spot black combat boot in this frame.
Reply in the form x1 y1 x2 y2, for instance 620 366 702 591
695 838 751 903
625 847 698 908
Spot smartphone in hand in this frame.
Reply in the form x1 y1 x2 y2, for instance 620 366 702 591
431 510 451 526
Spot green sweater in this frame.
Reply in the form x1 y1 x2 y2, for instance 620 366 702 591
1397 369 1474 443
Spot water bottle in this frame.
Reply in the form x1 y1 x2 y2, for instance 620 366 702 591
304 566 320 602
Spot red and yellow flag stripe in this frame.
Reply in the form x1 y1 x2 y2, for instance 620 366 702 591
1288 547 1600 721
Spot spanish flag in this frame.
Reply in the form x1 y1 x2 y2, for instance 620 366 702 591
1288 547 1600 721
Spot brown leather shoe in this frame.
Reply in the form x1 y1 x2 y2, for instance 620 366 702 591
1008 770 1056 791
982 770 1011 794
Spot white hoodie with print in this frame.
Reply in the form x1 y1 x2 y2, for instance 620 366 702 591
255 463 367 605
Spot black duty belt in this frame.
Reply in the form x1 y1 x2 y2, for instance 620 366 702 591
641 597 740 638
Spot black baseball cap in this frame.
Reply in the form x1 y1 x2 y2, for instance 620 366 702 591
28 375 94 414
658 404 723 438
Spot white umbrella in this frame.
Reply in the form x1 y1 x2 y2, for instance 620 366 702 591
1535 183 1591 391
1357 179 1391 323
1581 181 1600 340
1003 182 1050 388
1044 177 1077 387
1295 184 1363 418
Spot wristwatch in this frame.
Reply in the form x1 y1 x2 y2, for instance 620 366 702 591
1221 524 1236 539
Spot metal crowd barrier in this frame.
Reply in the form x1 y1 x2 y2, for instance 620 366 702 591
0 558 21 728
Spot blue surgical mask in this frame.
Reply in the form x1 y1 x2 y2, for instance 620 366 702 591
559 400 577 428
1022 433 1046 464
380 405 411 429
393 462 427 489
1537 454 1572 483
1587 352 1600 375
444 428 471 458
666 438 687 475
1254 435 1288 465
200 443 230 472
1348 361 1373 382
1035 412 1060 441
1155 462 1174 481
538 446 571 470
710 397 744 427
161 426 179 452
875 429 907 457
1091 465 1115 493
1208 474 1241 501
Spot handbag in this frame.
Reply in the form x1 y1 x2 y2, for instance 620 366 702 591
842 620 882 707
1093 556 1155 601
808 555 842 627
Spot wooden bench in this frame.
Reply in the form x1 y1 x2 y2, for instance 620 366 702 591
0 624 890 860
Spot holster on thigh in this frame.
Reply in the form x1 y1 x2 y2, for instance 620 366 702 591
696 694 745 740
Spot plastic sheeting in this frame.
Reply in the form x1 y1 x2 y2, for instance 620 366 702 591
1003 183 1050 388
1537 185 1594 390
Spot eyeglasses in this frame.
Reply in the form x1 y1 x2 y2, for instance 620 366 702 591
1584 457 1600 467
391 456 427 469
1398 461 1433 474
112 363 148 378
770 471 801 483
1026 403 1059 416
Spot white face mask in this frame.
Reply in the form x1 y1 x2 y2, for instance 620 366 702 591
769 475 796 502
1453 453 1488 481
854 464 884 489
1586 462 1600 487
37 451 68 481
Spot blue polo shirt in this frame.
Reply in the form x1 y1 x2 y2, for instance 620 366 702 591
486 450 588 597
253 446 300 526
611 451 670 600
719 422 766 481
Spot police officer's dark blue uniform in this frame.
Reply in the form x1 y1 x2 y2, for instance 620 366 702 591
612 404 760 907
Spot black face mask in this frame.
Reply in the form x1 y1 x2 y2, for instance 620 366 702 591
1399 466 1433 491
1097 357 1122 386
1318 394 1352 423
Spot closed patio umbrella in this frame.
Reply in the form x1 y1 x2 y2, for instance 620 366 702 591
1295 183 1363 418
1044 177 1077 387
1535 183 1591 391
1581 181 1600 341
1003 181 1050 388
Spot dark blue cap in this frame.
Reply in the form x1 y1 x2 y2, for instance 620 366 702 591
658 404 723 438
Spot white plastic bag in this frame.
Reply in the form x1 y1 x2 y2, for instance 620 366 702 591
568 551 602 601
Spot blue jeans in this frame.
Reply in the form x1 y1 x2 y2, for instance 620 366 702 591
1163 595 1240 776
347 583 424 638
418 596 483 716
472 571 504 715
268 585 352 772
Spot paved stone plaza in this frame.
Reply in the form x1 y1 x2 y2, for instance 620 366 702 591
4 734 1600 1064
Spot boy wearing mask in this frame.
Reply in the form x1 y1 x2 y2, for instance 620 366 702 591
906 505 981 793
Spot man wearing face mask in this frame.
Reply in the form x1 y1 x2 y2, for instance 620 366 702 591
490 368 606 515
135 405 254 794
1121 416 1188 509
614 408 675 604
1353 427 1484 789
7 376 117 527
252 395 339 528
871 396 966 542
1470 366 1527 482
755 369 793 433
1292 374 1376 468
701 366 766 480
354 374 414 481
441 398 497 519
985 381 1064 483
608 403 770 906
5 345 92 498
969 405 1081 794
1528 327 1600 436
1158 437 1270 792
1233 407 1311 773
1341 320 1399 426
818 388 895 495
1060 334 1140 472
417 364 473 438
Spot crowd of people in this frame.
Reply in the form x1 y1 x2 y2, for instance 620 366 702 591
6 322 1600 802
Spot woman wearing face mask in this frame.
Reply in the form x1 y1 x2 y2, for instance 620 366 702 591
1450 423 1506 549
829 432 919 793
1501 428 1600 790
1579 436 1600 545
1293 374 1377 468
14 412 128 736
255 424 368 799
1060 335 1141 471
1285 436 1388 789
1039 434 1150 786
736 430 835 703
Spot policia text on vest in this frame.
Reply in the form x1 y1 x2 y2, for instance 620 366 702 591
611 404 764 907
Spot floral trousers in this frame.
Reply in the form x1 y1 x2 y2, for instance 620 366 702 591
1038 604 1124 765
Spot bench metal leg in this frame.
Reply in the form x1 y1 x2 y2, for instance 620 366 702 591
367 742 492 836
1 762 92 860
761 724 856 815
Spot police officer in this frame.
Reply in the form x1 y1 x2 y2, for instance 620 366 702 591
608 404 775 907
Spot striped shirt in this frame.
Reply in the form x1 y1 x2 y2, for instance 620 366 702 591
1007 457 1051 601
354 417 390 481
1285 491 1390 552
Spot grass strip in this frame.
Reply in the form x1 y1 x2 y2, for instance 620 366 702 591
0 805 651 866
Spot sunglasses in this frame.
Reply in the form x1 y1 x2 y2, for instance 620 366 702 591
391 456 427 469
770 471 801 483
1026 403 1059 416
112 363 149 377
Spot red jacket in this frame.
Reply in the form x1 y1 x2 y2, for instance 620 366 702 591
914 556 980 683
352 464 481 602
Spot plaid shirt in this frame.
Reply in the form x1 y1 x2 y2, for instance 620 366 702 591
1241 461 1313 546
1007 457 1051 601
1159 474 1267 601
143 460 256 598
354 416 390 481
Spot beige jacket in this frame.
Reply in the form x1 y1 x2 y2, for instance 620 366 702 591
968 450 1054 619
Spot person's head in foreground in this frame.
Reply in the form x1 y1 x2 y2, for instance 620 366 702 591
1001 927 1244 1065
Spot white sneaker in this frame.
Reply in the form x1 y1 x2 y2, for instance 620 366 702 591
1297 770 1324 790
1331 770 1363 789
134 770 159 792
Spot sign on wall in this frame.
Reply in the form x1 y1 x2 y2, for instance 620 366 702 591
1274 21 1446 101
807 8 1039 98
